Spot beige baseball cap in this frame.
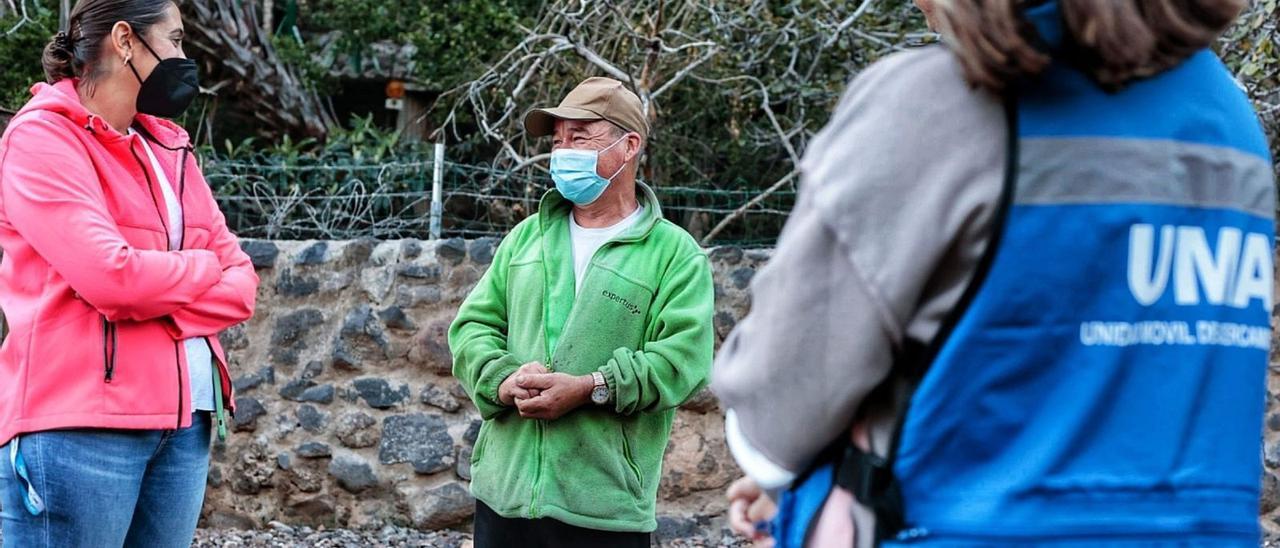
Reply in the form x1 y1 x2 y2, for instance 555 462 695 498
524 77 649 140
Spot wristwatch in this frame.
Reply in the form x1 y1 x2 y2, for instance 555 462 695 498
590 371 610 405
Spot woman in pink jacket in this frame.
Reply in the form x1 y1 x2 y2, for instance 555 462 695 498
0 0 258 545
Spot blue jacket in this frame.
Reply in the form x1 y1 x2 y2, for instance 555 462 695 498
892 4 1275 545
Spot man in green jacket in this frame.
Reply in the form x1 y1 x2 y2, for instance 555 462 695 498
449 77 715 547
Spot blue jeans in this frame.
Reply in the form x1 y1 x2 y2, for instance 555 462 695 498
0 413 211 548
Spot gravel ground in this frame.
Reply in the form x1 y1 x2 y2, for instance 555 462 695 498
2 522 751 547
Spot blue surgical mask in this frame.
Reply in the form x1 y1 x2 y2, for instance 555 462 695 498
550 135 628 206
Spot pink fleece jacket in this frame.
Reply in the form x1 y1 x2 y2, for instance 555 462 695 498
0 79 258 445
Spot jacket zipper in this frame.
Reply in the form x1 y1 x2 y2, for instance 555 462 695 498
102 316 117 382
530 418 544 517
129 138 184 428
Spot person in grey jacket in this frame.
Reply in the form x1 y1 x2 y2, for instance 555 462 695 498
712 0 1270 546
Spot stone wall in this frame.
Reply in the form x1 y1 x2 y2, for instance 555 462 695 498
200 238 768 541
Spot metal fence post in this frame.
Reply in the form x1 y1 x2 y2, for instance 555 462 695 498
430 141 444 240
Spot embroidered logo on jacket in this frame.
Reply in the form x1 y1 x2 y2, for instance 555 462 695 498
601 290 642 315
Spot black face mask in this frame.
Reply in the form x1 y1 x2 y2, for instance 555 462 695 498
127 35 199 118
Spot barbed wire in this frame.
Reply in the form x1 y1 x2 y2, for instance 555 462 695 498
206 156 793 245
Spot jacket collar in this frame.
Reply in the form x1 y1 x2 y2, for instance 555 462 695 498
538 180 664 241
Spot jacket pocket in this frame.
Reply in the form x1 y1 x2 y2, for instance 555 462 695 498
618 422 643 496
471 421 490 465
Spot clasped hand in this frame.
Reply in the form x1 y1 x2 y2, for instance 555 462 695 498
497 361 595 420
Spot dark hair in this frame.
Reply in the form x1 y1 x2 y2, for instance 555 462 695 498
934 0 1244 92
42 0 175 84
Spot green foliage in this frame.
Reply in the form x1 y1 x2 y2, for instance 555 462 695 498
0 1 58 111
201 113 428 196
293 0 540 89
406 0 539 89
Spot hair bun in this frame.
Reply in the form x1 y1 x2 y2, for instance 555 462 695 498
52 31 74 52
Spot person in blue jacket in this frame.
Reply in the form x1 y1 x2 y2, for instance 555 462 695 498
713 0 1275 545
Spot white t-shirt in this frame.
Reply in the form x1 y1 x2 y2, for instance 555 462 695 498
569 206 644 293
133 130 216 412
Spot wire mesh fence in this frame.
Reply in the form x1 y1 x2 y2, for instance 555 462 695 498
205 151 794 246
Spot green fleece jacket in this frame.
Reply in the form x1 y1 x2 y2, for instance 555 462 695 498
449 181 714 532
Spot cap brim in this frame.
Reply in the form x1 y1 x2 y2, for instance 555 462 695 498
523 106 604 137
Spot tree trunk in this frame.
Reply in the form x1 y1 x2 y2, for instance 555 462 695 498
184 0 335 139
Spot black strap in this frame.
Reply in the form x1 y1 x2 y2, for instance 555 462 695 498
831 93 1021 545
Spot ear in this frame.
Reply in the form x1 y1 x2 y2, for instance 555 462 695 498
109 21 133 62
625 132 643 163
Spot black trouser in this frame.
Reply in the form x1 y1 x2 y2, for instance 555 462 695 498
473 500 651 548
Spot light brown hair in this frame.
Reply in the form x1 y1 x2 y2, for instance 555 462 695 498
933 0 1245 92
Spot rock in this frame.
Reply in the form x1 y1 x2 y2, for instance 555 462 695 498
299 384 336 404
655 515 708 543
1263 472 1280 514
470 238 498 265
269 308 325 365
284 494 337 523
730 267 755 290
395 286 444 309
1269 414 1280 432
360 266 395 302
297 404 329 433
379 306 417 331
328 455 378 493
231 441 275 494
296 242 329 266
301 360 325 380
240 240 280 269
379 413 455 474
353 378 410 409
340 305 391 358
233 366 275 392
204 511 258 529
679 388 719 414
660 413 739 500
406 482 475 529
297 442 333 459
707 246 743 265
714 311 737 340
277 453 292 470
276 269 321 298
420 383 461 413
457 447 472 480
207 465 224 487
285 463 326 494
336 412 380 448
268 520 296 535
463 420 482 445
398 264 442 281
344 238 377 266
1267 441 1280 469
436 238 467 264
318 270 355 293
401 240 424 260
220 324 250 351
232 397 266 432
280 379 318 401
407 318 453 374
331 343 361 372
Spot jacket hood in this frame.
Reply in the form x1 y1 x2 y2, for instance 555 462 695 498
17 79 192 150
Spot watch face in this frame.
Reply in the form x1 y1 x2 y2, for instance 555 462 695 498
591 386 609 404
